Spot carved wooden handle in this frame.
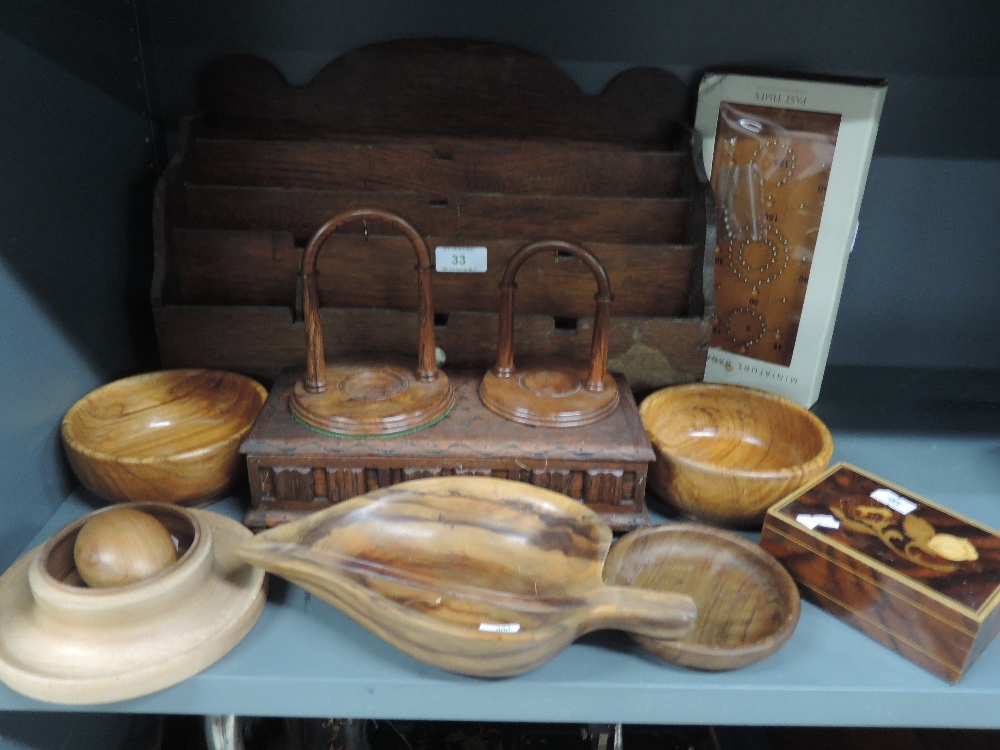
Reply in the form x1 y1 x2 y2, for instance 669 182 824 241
300 208 439 393
581 585 697 641
493 240 613 392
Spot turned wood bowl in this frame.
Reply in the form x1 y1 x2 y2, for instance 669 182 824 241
603 523 800 670
640 383 833 527
61 369 267 506
234 476 697 677
0 502 265 704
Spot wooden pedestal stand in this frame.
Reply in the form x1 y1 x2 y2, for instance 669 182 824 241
479 241 619 427
288 208 454 437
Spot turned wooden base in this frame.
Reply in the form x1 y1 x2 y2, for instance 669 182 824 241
243 368 654 532
289 360 454 437
0 504 265 705
479 363 620 428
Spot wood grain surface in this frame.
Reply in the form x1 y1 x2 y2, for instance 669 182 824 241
480 241 619 427
604 523 800 670
73 508 178 588
761 464 1000 682
195 41 690 145
61 369 267 506
769 466 1000 610
640 383 833 527
152 40 712 389
234 476 696 677
165 227 696 318
190 135 687 196
242 369 654 532
155 306 712 392
0 503 266 704
180 184 691 246
287 208 454 437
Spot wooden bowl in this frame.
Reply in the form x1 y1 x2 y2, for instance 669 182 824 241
603 524 800 670
640 383 833 527
61 369 267 506
0 503 266 704
234 477 697 677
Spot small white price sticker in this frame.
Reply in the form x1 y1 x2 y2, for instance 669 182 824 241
478 622 520 634
436 246 487 273
871 488 917 515
796 514 840 531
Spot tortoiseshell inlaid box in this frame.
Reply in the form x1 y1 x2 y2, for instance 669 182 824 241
760 463 1000 682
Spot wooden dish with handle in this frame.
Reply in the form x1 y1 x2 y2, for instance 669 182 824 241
603 523 800 670
233 476 697 677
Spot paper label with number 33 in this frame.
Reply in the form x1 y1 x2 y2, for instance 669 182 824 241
435 246 487 273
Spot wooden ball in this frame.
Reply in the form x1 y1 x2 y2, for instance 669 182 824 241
73 508 178 588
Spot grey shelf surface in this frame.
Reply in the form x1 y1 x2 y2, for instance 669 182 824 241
1 366 999 727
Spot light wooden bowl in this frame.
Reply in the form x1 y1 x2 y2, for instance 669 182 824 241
61 369 267 506
640 383 833 527
234 476 697 677
0 503 266 704
604 523 800 670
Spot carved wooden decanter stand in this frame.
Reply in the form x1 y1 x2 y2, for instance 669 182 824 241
242 230 654 532
289 208 454 437
479 241 620 427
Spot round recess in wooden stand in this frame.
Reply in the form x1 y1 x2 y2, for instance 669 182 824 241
61 368 267 506
604 523 800 670
233 476 697 677
479 240 619 427
640 382 833 527
289 208 454 437
0 503 266 705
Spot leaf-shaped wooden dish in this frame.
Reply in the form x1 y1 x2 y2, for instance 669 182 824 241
234 477 696 677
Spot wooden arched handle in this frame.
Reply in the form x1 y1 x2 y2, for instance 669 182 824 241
493 240 613 393
300 208 439 394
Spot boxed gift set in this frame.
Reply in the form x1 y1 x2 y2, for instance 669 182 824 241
696 72 887 407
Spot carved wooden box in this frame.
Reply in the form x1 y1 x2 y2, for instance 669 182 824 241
760 463 1000 682
241 369 654 532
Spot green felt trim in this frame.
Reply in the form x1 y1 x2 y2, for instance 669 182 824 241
290 401 453 440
